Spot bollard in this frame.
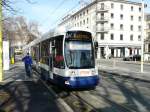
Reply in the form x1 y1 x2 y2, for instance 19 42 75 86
11 57 15 64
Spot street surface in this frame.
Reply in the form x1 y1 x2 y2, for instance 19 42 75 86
54 72 150 112
0 63 68 112
97 59 150 73
1 61 150 112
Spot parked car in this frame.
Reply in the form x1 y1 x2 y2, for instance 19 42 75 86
123 55 141 61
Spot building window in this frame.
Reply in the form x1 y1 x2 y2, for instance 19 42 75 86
131 15 133 21
87 18 89 24
110 34 114 40
130 35 133 41
130 25 133 31
83 20 85 25
111 3 114 9
83 11 85 16
75 24 76 26
120 14 123 20
131 6 133 11
138 35 141 41
139 7 141 12
80 21 82 26
120 24 123 30
138 26 141 31
101 34 104 40
120 4 123 10
80 13 82 18
101 3 104 9
101 13 104 19
149 44 150 52
139 16 141 21
87 9 88 14
111 23 114 29
111 13 114 19
148 32 150 38
120 34 123 40
148 23 150 29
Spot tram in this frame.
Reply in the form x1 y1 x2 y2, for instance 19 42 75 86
24 27 100 88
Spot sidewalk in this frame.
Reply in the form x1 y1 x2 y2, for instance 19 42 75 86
97 58 150 66
0 62 72 112
98 65 150 82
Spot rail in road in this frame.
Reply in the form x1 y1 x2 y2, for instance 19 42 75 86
34 70 150 112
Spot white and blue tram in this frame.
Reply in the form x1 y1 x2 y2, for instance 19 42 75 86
24 27 100 88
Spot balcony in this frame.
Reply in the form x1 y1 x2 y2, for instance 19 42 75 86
96 5 109 12
96 27 109 33
96 17 108 23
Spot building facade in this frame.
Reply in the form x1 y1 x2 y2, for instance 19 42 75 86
144 14 150 61
59 0 143 59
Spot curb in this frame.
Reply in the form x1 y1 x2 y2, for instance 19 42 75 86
99 69 150 83
96 59 150 66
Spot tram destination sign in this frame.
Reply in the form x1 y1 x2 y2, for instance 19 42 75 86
66 31 92 41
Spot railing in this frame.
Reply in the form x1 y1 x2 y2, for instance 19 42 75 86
96 5 109 12
96 27 109 33
96 17 108 22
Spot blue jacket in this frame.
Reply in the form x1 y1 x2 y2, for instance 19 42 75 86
22 55 33 65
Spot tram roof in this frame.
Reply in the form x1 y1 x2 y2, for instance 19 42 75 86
23 27 93 49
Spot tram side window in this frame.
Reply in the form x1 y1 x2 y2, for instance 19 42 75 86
41 39 50 65
54 36 65 69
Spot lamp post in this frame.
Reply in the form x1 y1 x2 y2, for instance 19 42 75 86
141 0 144 73
0 0 3 82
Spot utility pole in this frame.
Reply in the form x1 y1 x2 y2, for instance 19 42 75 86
141 0 144 73
0 0 3 82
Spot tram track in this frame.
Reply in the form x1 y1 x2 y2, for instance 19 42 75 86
71 91 137 112
33 70 149 112
33 70 99 112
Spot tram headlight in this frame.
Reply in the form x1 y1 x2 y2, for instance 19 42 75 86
66 70 76 76
69 70 76 76
71 71 76 76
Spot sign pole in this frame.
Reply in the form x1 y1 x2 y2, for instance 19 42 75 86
141 0 144 73
0 0 3 82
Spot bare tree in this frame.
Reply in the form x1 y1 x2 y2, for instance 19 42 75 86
3 16 40 47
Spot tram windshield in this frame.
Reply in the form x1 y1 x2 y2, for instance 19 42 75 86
65 31 95 69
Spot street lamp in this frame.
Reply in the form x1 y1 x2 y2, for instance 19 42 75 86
141 0 145 73
0 1 3 82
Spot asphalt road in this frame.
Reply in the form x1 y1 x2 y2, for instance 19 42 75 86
61 72 150 112
1 61 150 112
97 59 150 73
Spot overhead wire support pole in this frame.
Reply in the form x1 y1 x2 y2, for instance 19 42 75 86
141 0 144 73
0 0 3 82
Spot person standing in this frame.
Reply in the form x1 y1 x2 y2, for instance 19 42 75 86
22 53 33 78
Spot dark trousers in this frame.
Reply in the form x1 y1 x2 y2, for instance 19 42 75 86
25 64 32 77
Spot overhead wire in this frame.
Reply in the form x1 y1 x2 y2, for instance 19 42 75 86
48 2 80 29
41 0 69 24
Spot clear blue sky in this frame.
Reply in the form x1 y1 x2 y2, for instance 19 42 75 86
10 0 150 34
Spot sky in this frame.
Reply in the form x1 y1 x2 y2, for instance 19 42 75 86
7 0 150 34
